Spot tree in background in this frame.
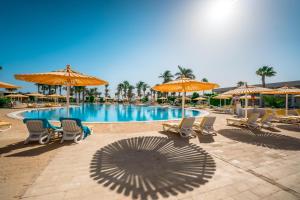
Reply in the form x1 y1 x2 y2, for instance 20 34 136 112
142 83 149 97
122 81 130 98
202 78 208 82
159 70 173 83
256 65 276 87
116 83 124 100
135 81 144 97
127 85 135 99
237 81 245 87
175 65 196 79
104 84 109 97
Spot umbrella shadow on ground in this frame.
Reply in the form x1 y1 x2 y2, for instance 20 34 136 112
158 130 192 147
196 132 215 143
276 124 300 132
218 128 300 150
90 136 216 200
5 139 70 157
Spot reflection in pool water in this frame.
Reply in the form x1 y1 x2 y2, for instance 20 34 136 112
21 104 205 122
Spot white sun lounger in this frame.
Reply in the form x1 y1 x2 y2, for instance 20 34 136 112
60 119 84 143
162 117 196 138
226 113 260 129
24 119 52 144
193 116 217 135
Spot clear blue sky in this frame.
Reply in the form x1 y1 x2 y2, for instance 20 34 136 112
1 0 300 95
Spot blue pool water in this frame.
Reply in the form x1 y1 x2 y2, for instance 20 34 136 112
21 104 205 122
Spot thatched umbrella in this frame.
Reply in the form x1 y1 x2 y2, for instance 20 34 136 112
223 85 273 118
153 77 219 118
15 65 108 111
262 86 300 115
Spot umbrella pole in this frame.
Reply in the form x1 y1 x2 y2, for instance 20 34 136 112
67 85 70 116
245 93 248 118
219 99 221 107
286 94 288 116
182 92 185 119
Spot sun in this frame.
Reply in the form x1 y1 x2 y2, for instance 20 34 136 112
206 0 238 26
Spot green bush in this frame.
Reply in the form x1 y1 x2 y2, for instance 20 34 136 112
263 95 285 108
142 96 149 103
0 97 11 107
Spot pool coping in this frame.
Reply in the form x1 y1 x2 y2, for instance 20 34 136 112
7 105 209 124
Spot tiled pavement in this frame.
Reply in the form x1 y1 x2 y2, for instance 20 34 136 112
21 115 300 200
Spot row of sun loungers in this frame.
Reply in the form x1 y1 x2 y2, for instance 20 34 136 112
163 109 300 138
23 118 92 144
162 116 217 138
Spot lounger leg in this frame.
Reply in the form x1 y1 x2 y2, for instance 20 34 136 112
24 138 29 144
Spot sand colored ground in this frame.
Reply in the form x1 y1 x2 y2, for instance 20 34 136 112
0 108 300 200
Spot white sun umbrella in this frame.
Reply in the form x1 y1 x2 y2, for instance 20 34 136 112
223 85 273 118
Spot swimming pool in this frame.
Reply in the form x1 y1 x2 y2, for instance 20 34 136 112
20 104 207 123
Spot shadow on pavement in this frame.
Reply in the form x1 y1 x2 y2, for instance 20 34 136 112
90 136 216 200
218 128 300 150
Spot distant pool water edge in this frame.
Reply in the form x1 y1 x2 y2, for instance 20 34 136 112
18 104 207 123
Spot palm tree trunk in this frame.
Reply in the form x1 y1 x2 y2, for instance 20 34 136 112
262 76 266 87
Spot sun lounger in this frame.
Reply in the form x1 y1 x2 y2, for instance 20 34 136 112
226 113 260 129
162 117 196 138
59 118 92 143
193 116 217 135
0 121 12 132
27 103 37 108
23 118 59 144
259 113 275 128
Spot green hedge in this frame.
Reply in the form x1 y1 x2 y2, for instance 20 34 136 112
0 97 11 107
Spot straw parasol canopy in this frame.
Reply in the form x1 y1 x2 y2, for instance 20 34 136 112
213 94 232 99
177 97 191 101
5 94 28 102
5 94 28 98
213 94 232 107
239 95 260 99
153 77 219 93
262 86 300 115
0 81 21 89
26 93 45 98
15 65 108 110
153 77 219 118
48 94 65 98
194 97 207 101
223 85 273 118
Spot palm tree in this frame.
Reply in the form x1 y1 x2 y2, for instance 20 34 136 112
122 81 130 98
202 78 208 82
135 81 144 97
127 85 135 99
5 88 17 93
104 84 109 97
142 83 149 97
237 81 245 87
34 83 42 93
41 85 48 95
117 83 124 100
159 70 173 83
256 66 276 87
58 85 62 95
175 65 195 79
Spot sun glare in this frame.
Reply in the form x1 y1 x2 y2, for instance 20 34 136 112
206 0 238 26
